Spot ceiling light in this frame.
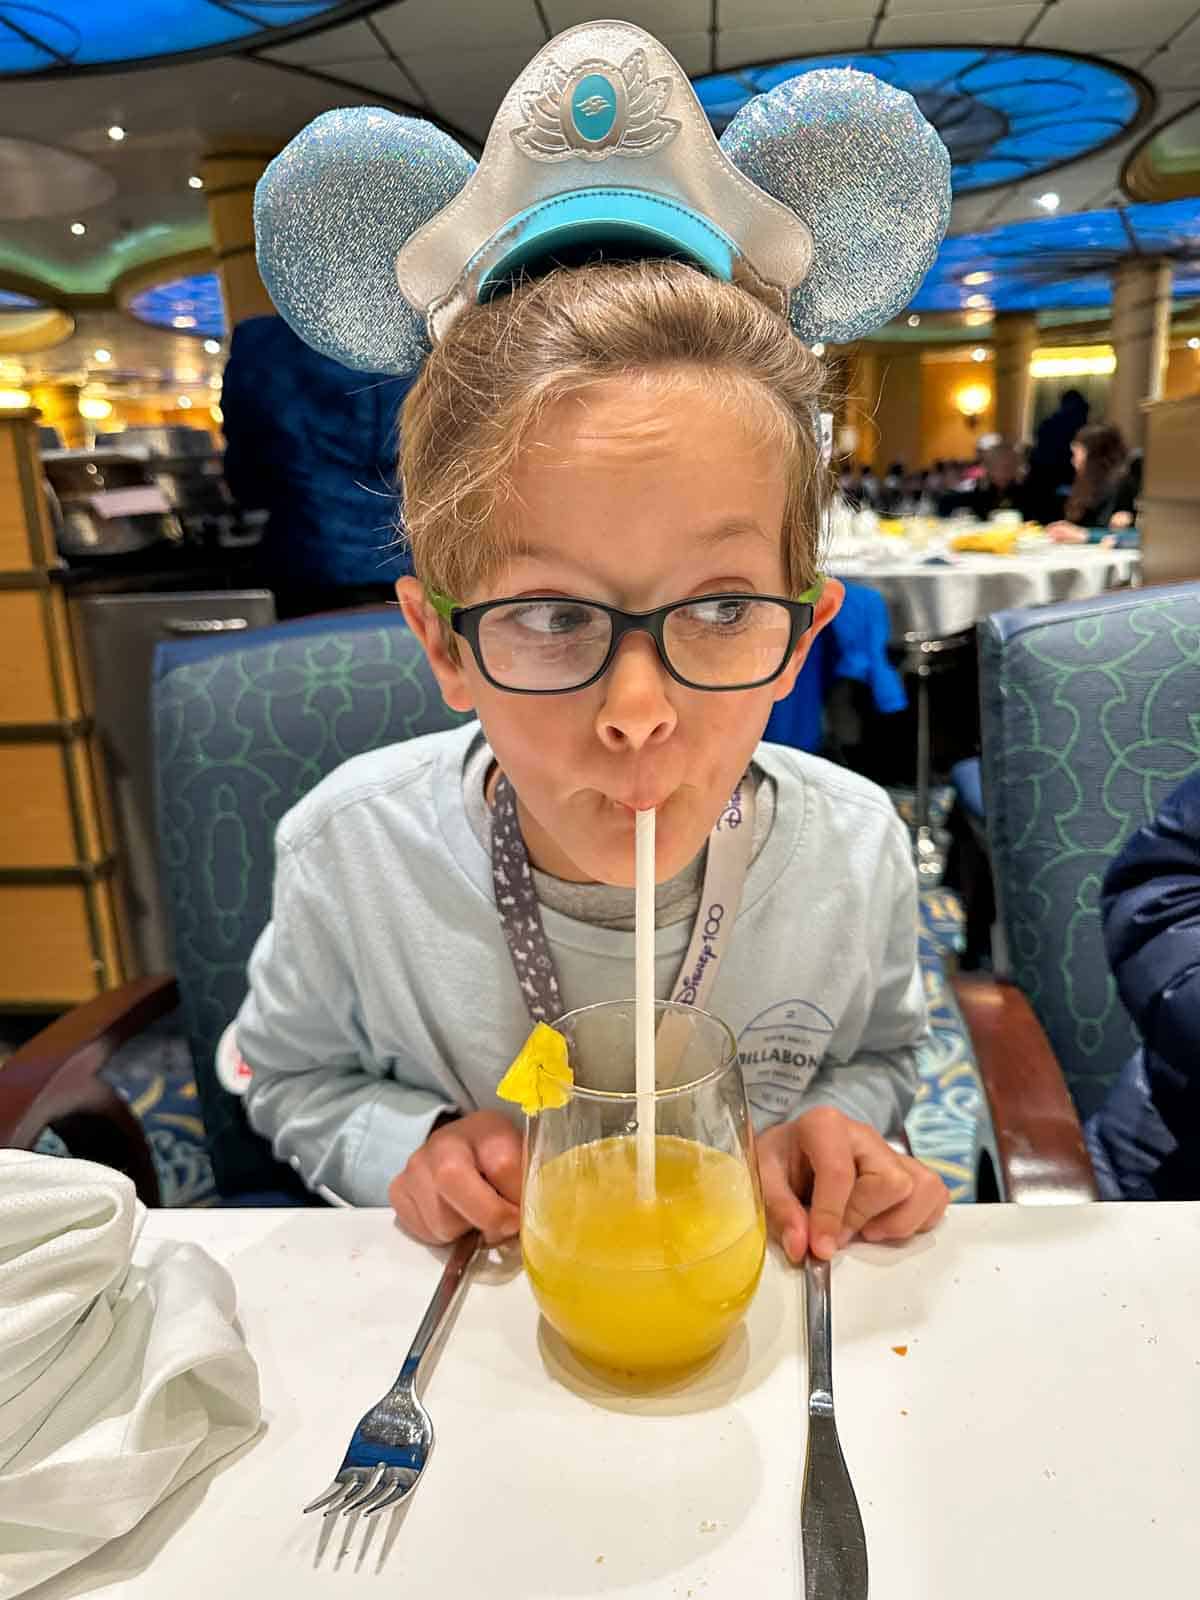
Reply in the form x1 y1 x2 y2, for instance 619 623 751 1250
963 271 993 287
971 347 989 363
1189 337 1200 350
79 396 113 420
107 125 126 142
93 348 112 363
203 338 221 355
1030 351 1117 377
965 293 992 309
0 389 31 410
209 374 222 391
1035 191 1060 212
811 342 825 356
907 314 921 328
965 310 991 327
177 395 192 409
210 403 224 424
188 175 204 190
171 315 197 329
70 221 86 236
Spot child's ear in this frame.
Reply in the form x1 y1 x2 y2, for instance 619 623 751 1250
395 577 477 714
771 577 844 704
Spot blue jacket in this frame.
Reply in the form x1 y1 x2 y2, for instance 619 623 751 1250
1086 772 1200 1199
221 316 414 589
765 580 906 752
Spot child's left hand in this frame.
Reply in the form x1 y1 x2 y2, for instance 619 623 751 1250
756 1106 948 1264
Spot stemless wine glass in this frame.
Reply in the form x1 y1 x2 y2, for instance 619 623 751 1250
521 999 766 1377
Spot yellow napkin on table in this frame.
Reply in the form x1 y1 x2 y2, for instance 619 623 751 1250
949 528 1019 555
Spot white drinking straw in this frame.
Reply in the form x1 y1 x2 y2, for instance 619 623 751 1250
634 806 657 1204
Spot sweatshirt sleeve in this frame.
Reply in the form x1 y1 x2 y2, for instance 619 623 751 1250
798 816 925 1137
237 838 458 1205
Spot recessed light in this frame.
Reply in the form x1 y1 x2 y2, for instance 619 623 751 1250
907 313 921 328
1189 337 1200 350
70 221 87 236
177 395 193 409
203 338 221 355
965 294 991 310
107 125 126 142
93 348 112 363
188 175 204 190
171 315 197 329
1035 191 1060 212
971 347 988 363
963 271 993 287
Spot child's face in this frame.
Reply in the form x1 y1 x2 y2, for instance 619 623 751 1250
400 373 841 885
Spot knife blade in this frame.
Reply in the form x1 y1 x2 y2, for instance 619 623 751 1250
802 1254 869 1600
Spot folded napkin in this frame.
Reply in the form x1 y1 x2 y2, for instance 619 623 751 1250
0 1152 261 1597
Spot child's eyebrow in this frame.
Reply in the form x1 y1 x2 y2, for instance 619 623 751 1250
692 516 774 548
505 518 771 572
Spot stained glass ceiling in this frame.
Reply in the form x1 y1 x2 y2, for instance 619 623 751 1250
694 47 1145 195
0 0 354 74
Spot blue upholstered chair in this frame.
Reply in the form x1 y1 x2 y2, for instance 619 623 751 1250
978 581 1200 1122
1 610 466 1202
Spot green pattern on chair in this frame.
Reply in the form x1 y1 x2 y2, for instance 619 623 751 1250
154 613 469 1197
980 584 1200 1119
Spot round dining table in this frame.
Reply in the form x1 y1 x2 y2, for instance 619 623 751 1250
27 1201 1200 1600
829 535 1140 642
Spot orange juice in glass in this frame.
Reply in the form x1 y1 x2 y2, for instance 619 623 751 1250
521 1000 766 1377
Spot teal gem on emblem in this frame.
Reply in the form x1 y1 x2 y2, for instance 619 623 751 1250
571 72 618 143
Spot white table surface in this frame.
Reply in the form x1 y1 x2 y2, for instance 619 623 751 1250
829 542 1140 639
28 1204 1200 1600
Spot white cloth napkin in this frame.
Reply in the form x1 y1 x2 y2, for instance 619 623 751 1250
0 1152 261 1597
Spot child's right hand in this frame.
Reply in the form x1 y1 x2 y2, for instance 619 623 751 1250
388 1111 522 1246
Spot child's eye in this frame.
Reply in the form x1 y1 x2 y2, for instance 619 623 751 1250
507 601 599 635
679 598 753 629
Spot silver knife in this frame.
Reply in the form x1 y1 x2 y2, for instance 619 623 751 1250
802 1255 869 1599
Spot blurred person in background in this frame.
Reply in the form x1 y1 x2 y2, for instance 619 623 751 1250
939 441 1028 520
1025 386 1090 523
221 316 414 618
1046 422 1138 546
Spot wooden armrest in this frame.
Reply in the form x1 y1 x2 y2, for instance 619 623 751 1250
952 974 1098 1204
0 974 180 1207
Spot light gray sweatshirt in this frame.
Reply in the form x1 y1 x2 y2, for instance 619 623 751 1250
237 721 928 1203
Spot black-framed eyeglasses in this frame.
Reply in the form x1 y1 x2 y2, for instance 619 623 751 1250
426 580 825 695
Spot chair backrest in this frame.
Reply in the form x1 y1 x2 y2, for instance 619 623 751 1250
979 581 1200 1120
153 609 469 1196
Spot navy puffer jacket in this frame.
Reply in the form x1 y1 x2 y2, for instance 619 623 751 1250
1086 772 1200 1199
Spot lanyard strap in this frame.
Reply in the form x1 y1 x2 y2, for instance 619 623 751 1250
491 770 756 1027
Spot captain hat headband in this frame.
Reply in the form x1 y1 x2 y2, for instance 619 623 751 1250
253 18 951 374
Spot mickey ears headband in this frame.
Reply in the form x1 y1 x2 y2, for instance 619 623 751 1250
255 19 950 374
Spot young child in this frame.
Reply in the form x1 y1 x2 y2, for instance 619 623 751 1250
239 20 953 1261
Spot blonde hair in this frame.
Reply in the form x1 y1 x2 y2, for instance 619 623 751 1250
399 259 828 604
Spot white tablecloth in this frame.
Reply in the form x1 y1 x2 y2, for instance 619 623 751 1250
22 1204 1200 1600
830 543 1140 639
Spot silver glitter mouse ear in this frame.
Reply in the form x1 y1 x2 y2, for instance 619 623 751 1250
720 68 951 344
254 108 476 373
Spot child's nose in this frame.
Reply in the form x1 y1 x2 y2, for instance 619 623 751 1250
594 633 677 753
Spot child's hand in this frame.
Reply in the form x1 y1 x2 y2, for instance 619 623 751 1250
756 1106 948 1264
389 1111 522 1246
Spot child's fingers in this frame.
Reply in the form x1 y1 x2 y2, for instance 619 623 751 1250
400 1162 475 1243
474 1124 524 1205
860 1164 949 1243
757 1135 810 1264
428 1143 520 1243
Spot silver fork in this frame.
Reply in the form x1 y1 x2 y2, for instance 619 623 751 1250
304 1230 481 1528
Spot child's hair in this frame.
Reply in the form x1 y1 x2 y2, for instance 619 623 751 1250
399 259 828 613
